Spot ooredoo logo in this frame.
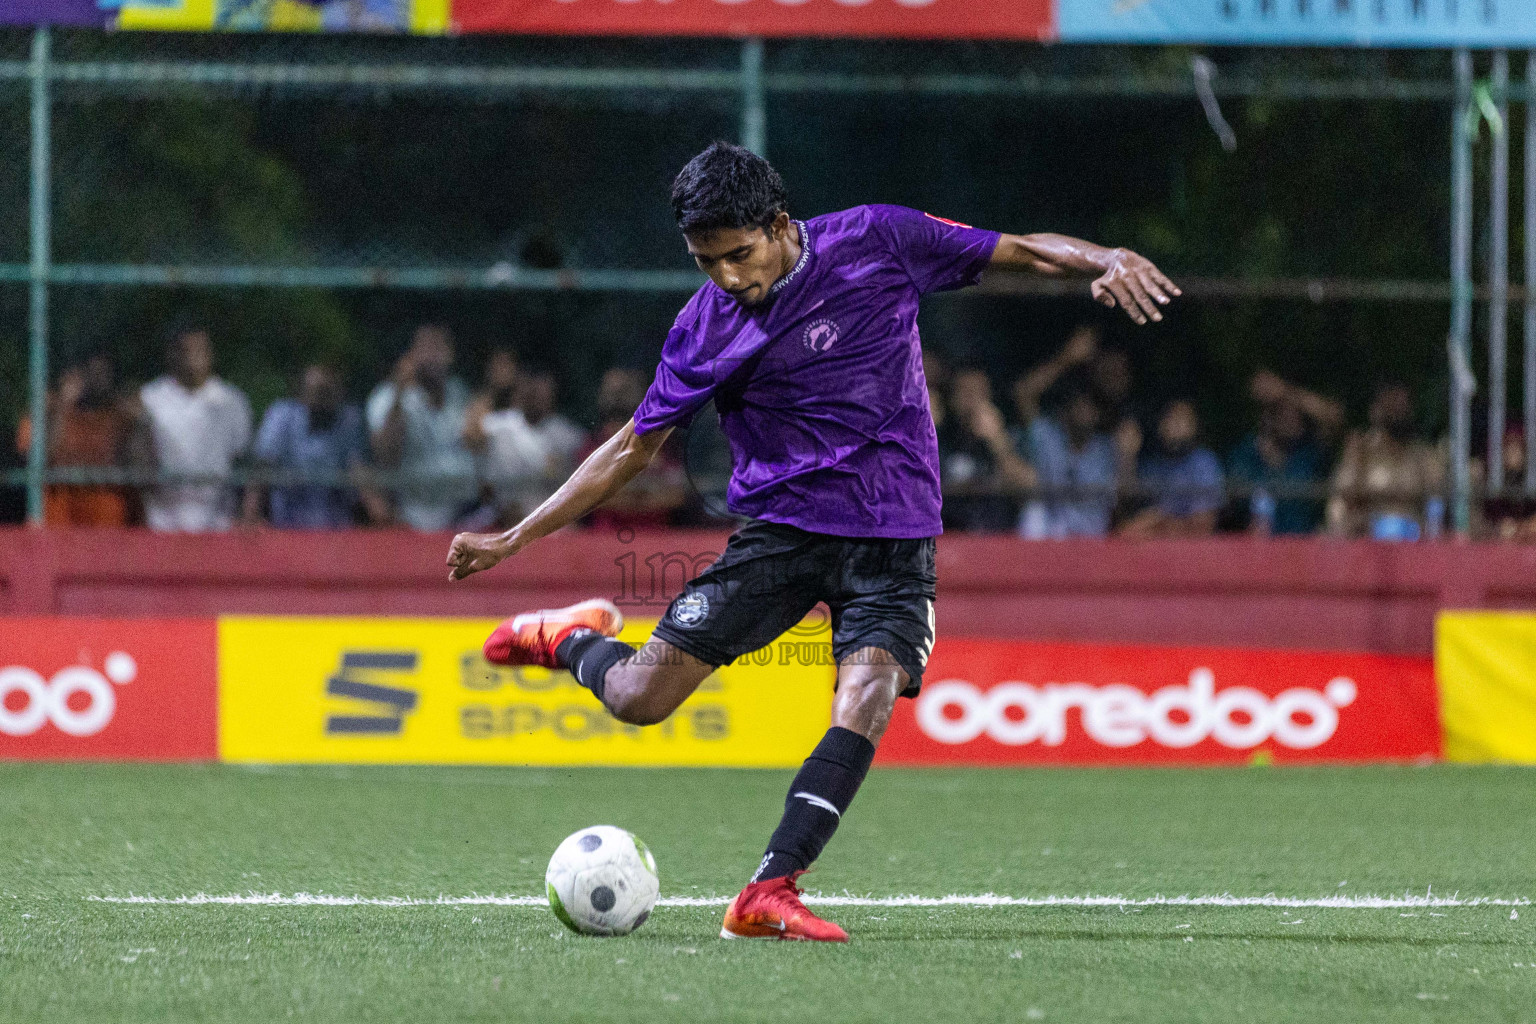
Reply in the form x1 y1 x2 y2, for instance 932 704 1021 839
0 651 138 737
915 669 1359 751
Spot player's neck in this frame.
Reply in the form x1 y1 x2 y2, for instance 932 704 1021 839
775 221 803 286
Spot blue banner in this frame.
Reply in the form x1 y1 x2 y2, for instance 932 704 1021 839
0 0 109 25
1058 0 1536 47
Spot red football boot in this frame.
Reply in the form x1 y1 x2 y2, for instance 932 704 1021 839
482 598 624 668
720 871 849 943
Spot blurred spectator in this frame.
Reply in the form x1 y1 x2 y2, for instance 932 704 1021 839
14 354 140 527
579 367 688 532
1014 326 1143 481
516 367 585 476
1483 427 1536 540
140 328 252 533
1326 382 1444 541
242 364 372 530
463 350 582 524
1484 427 1536 541
1119 399 1224 538
939 367 1036 532
1014 326 1098 422
1016 387 1121 539
367 324 478 531
464 348 534 524
1227 370 1343 536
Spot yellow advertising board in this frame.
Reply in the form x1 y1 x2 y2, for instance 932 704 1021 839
115 0 449 33
1436 612 1536 763
218 616 833 766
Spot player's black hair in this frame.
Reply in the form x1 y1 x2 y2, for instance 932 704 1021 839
670 142 788 234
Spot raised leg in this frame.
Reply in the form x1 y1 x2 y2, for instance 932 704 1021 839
595 638 716 726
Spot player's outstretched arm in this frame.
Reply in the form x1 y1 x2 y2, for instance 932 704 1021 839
446 418 672 581
989 233 1180 325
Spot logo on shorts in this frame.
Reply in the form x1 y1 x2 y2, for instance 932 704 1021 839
803 318 840 354
671 593 710 628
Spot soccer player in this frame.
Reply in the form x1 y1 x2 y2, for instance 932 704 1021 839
446 142 1178 942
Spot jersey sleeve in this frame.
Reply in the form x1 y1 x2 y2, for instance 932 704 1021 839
869 204 1001 294
633 321 718 435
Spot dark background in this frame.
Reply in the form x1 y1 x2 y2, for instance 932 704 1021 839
0 33 1518 469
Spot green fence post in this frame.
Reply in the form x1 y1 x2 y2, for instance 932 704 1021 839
26 27 51 527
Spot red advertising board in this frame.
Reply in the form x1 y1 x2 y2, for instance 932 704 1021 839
0 619 217 760
452 0 1052 41
879 638 1439 765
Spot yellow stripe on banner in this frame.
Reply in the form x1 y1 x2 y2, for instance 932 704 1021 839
115 0 447 33
116 0 216 31
218 616 833 767
1436 612 1536 763
410 0 450 34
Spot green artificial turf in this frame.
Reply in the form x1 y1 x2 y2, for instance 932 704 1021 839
2 763 1534 1022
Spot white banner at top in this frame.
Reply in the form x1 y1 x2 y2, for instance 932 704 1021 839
1057 0 1536 47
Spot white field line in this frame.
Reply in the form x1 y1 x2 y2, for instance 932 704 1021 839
86 892 1532 910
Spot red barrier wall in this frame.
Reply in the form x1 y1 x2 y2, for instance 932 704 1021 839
4 529 1536 654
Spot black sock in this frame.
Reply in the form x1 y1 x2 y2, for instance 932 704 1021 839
753 726 876 883
554 629 635 704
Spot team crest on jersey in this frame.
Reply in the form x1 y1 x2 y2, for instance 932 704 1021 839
803 317 840 354
671 592 710 627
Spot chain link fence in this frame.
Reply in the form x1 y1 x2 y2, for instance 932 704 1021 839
0 29 1526 536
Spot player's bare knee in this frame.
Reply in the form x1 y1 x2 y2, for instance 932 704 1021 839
832 650 905 740
607 690 672 727
839 671 900 713
601 677 661 726
600 665 679 726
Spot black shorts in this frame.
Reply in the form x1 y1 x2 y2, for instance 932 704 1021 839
651 520 937 697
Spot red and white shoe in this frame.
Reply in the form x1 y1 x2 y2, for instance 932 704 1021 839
482 598 624 669
720 871 849 943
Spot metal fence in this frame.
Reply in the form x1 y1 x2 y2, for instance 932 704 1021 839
1 28 1532 534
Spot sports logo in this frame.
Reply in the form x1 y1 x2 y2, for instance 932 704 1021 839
915 670 1358 751
671 593 710 628
802 318 840 354
0 651 137 737
324 650 420 735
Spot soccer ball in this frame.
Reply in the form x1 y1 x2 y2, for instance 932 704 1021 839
545 825 659 936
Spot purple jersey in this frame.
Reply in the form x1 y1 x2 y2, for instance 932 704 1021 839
634 204 999 538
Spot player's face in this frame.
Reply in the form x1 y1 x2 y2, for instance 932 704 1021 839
684 213 794 307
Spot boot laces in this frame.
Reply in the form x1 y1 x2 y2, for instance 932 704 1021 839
763 871 809 915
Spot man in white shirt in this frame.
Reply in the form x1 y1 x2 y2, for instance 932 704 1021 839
367 324 478 531
464 353 584 522
139 327 253 533
516 368 585 473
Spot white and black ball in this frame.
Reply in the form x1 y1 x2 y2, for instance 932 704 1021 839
545 825 659 936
